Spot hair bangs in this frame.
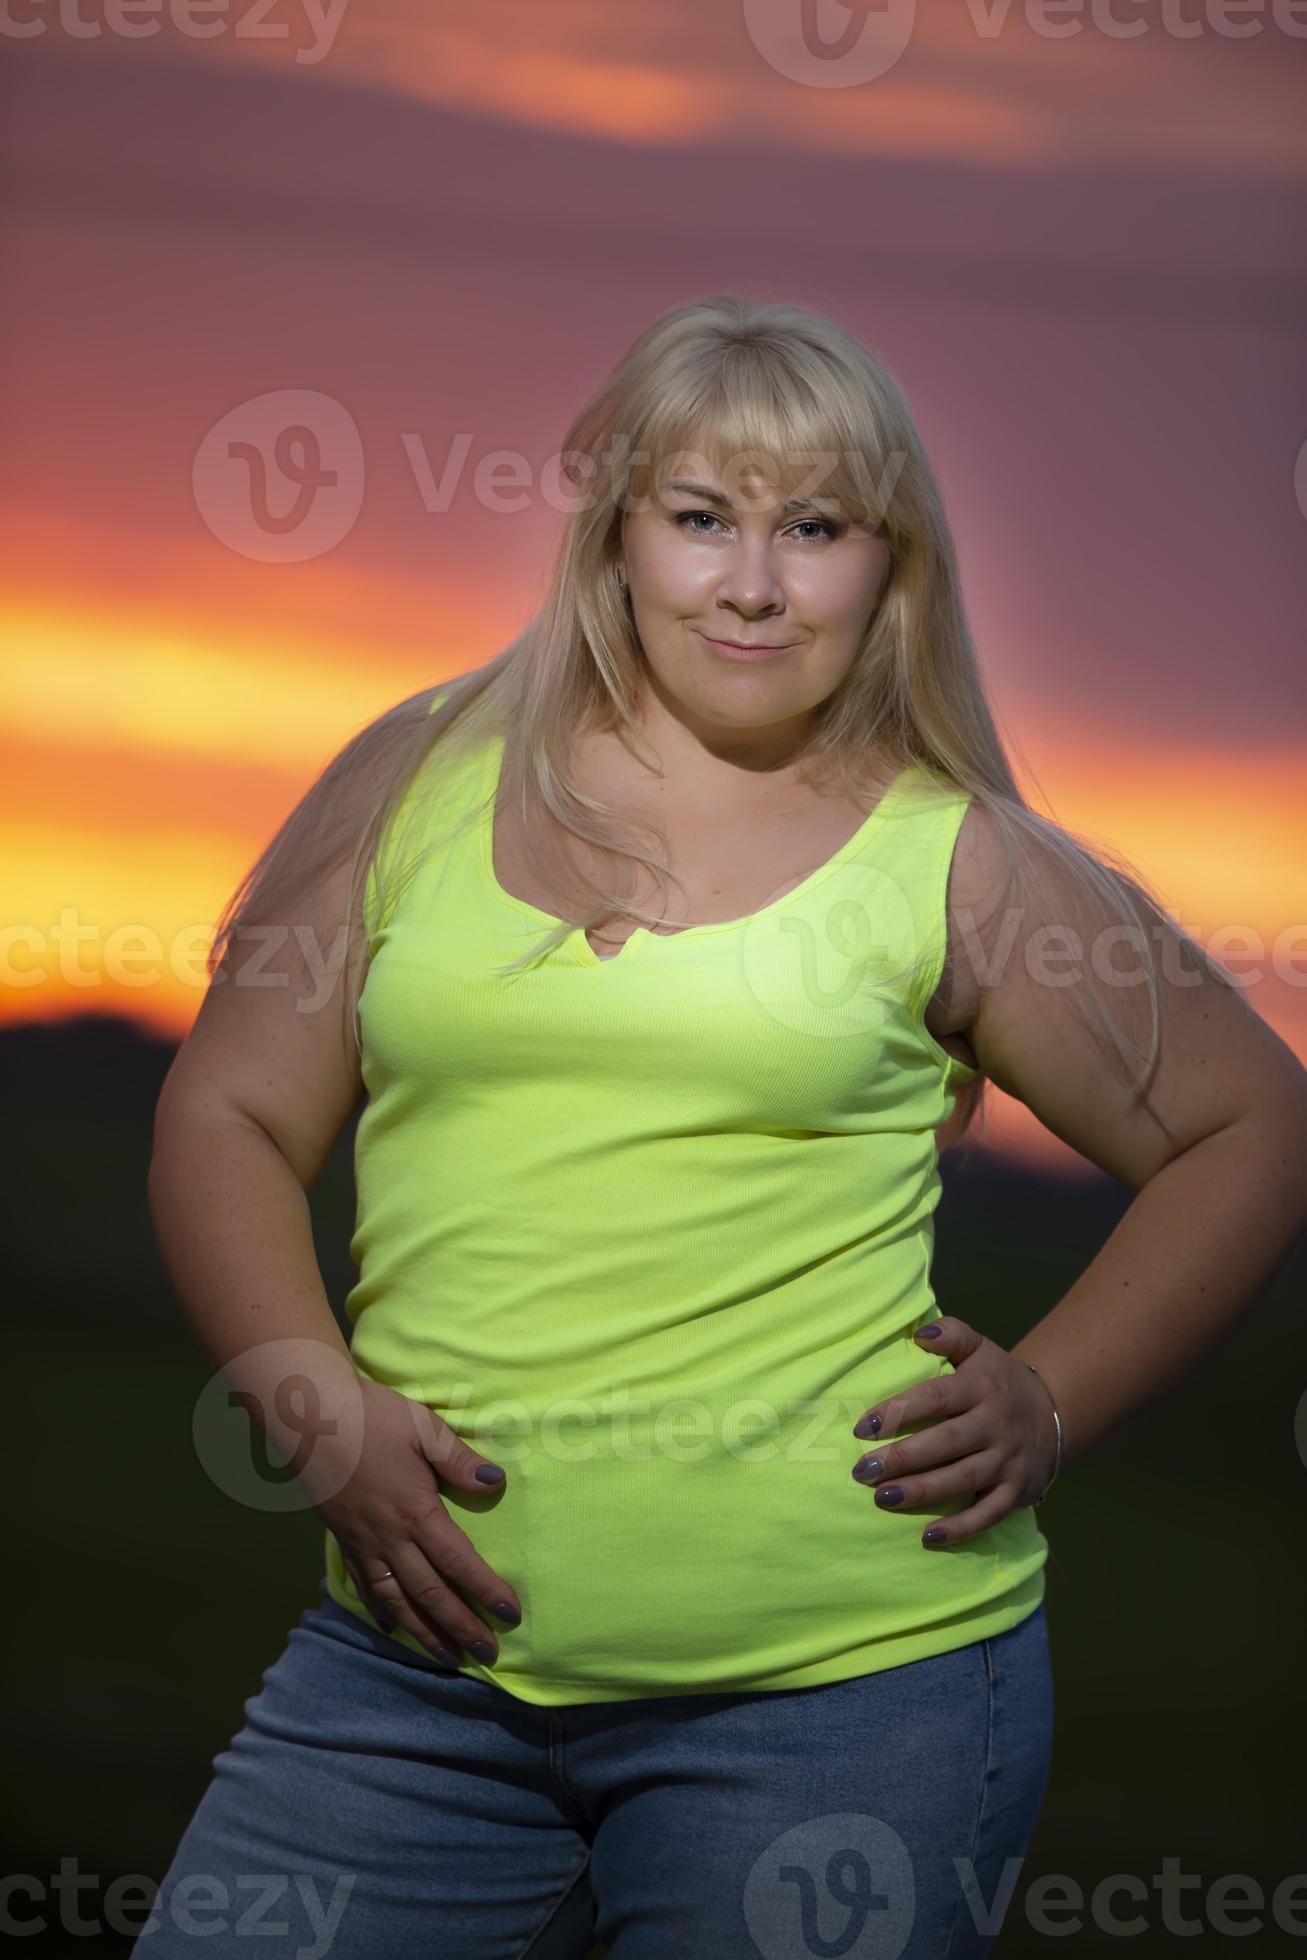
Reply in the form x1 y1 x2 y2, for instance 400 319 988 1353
632 359 894 532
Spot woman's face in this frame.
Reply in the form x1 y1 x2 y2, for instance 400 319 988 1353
617 456 892 748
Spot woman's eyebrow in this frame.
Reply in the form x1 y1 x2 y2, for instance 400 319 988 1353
664 478 827 517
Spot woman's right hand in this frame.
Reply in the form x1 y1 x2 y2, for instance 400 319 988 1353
309 1376 523 1668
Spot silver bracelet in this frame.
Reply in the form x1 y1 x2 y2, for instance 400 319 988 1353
1026 1363 1064 1506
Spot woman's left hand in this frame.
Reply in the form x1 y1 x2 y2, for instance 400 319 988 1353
850 1316 1060 1547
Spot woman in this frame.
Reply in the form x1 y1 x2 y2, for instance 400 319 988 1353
140 295 1307 1958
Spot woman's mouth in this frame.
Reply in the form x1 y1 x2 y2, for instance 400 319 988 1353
697 632 799 663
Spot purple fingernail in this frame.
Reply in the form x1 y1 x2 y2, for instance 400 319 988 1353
492 1600 521 1626
923 1527 947 1546
917 1324 942 1339
467 1639 497 1663
475 1464 505 1484
852 1457 885 1484
876 1485 905 1507
853 1413 881 1439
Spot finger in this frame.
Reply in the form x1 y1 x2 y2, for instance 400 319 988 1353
401 1410 523 1628
918 1481 1019 1548
378 1550 488 1666
412 1508 523 1633
851 1410 989 1485
394 1536 512 1665
864 1449 1003 1514
343 1557 461 1666
854 1370 974 1442
408 1401 512 1497
340 1554 394 1634
348 1559 396 1634
913 1314 985 1365
382 1601 463 1669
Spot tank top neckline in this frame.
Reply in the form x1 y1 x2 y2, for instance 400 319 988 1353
473 728 922 962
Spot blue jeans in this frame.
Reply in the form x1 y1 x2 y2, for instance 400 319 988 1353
135 1583 1053 1959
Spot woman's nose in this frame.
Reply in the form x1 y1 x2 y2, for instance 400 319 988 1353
715 544 786 611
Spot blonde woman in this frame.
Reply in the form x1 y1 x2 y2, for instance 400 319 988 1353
140 295 1307 1959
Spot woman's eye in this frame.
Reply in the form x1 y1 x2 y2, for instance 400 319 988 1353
675 510 841 541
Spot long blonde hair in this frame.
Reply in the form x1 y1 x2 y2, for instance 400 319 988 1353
209 292 1236 1151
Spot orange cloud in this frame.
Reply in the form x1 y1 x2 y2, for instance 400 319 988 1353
84 0 1307 176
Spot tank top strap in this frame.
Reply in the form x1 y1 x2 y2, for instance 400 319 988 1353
857 762 975 1034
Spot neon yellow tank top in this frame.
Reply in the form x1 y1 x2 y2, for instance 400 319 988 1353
323 697 1047 1704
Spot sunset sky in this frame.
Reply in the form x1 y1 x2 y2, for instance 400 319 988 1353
3 2 1304 1169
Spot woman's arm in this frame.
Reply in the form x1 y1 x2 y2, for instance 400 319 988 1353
148 856 379 1491
150 848 522 1657
952 804 1307 1469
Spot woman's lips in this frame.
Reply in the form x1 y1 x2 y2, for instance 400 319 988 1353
698 632 798 662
